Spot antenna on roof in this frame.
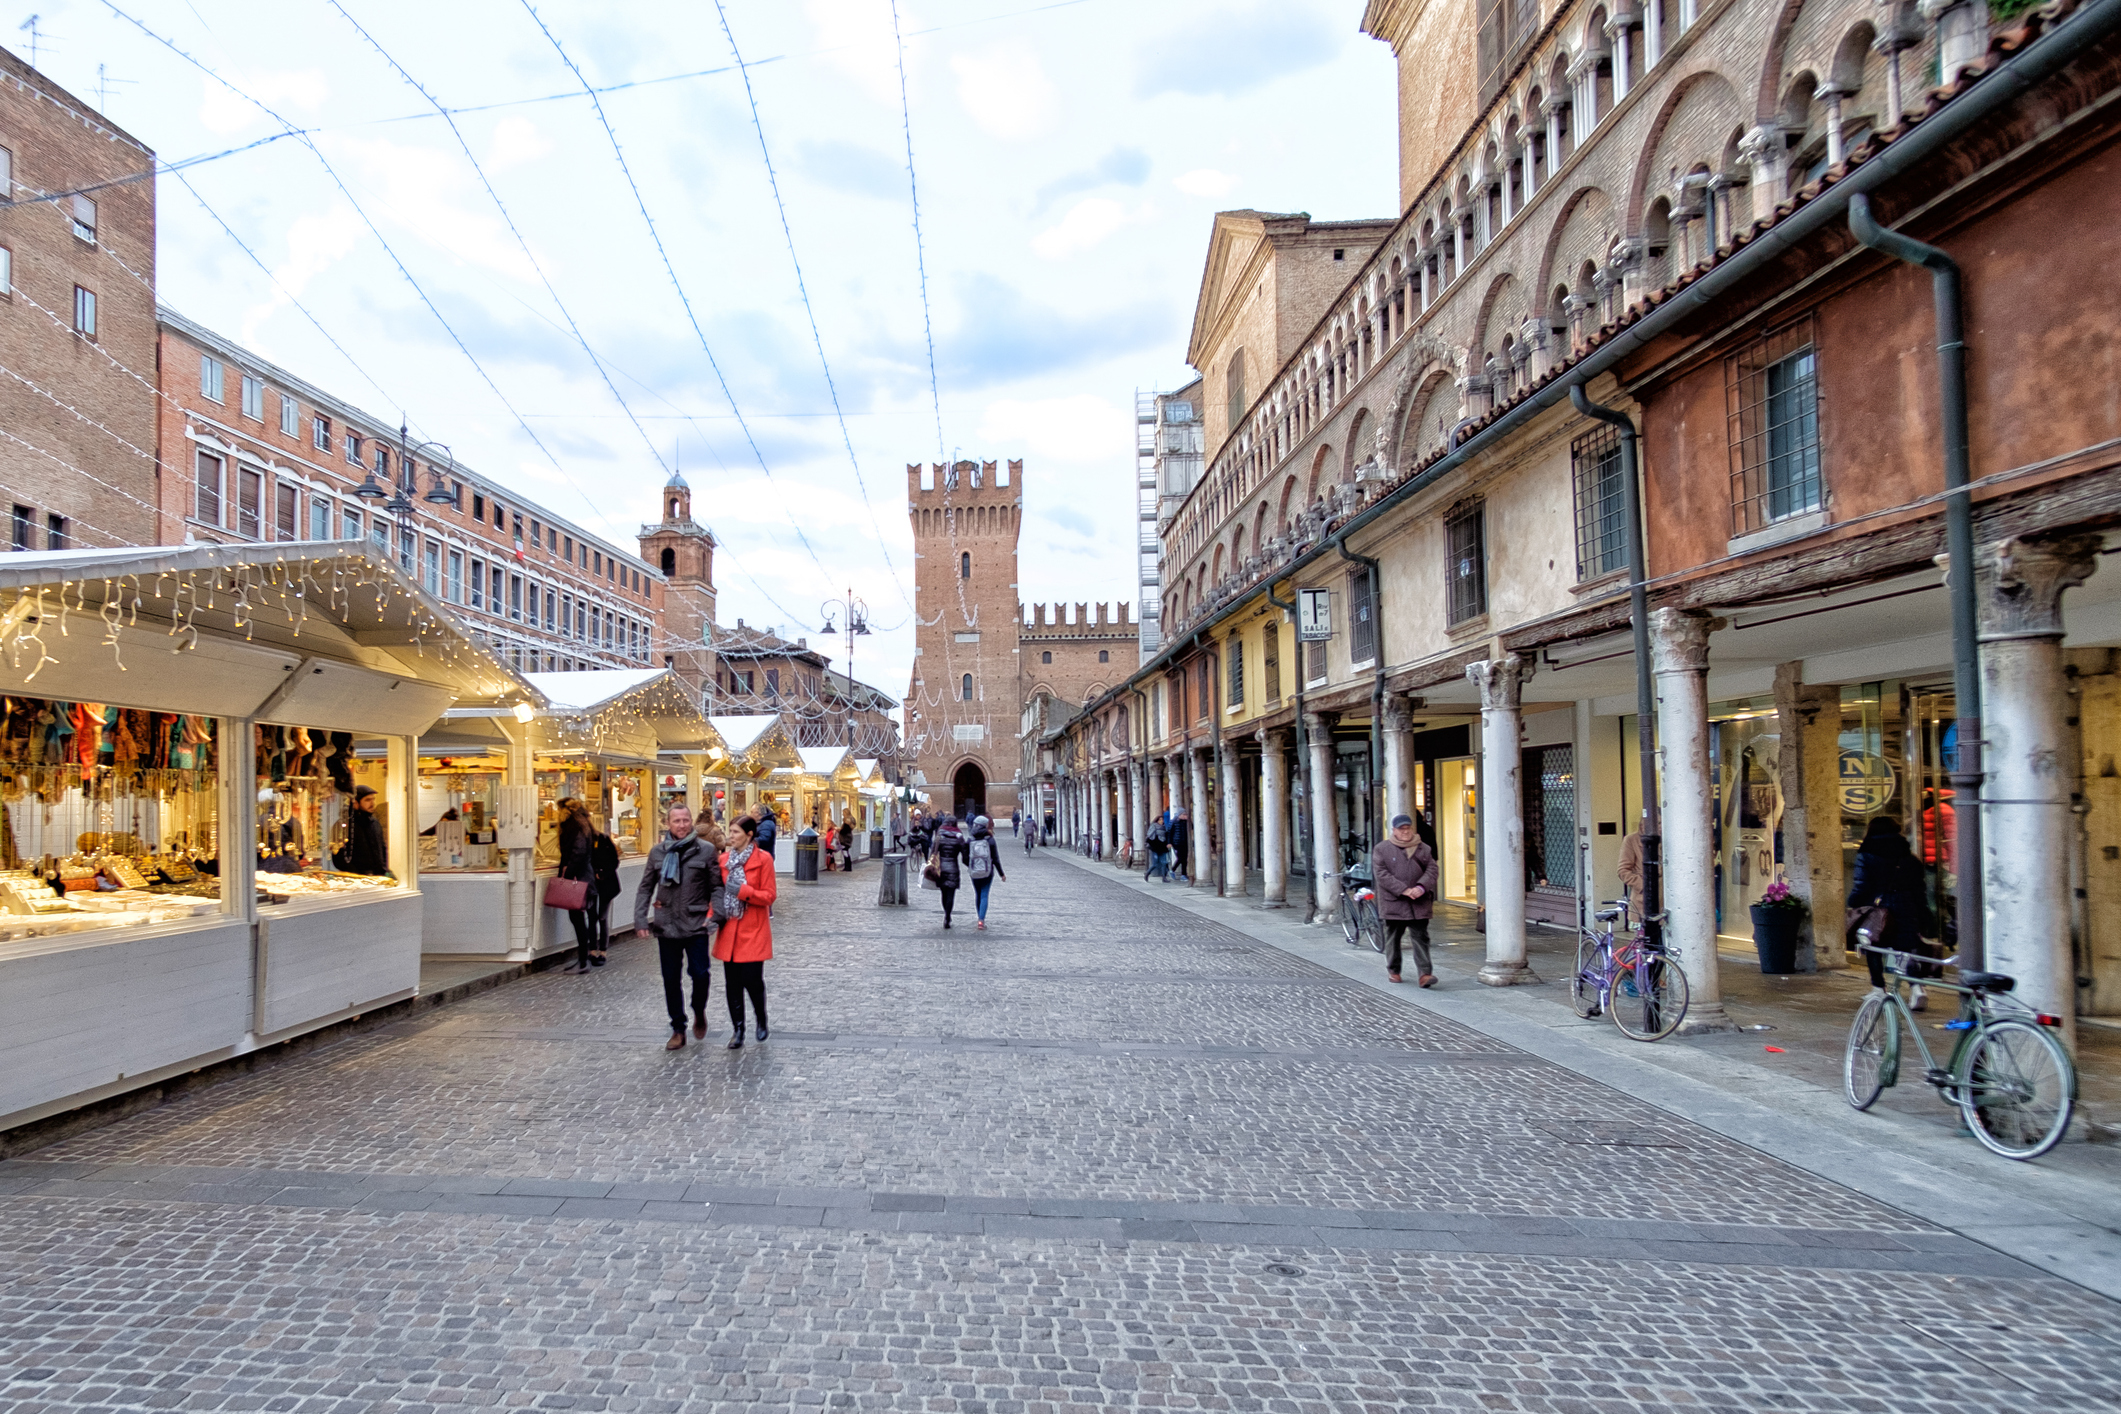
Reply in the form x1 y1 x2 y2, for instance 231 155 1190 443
94 62 136 112
18 16 47 68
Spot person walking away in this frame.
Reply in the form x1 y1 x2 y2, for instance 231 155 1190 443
755 806 779 864
340 785 390 875
1011 808 1021 838
1849 816 1936 1006
634 803 719 1049
557 798 599 974
590 818 622 966
932 813 969 929
1372 813 1440 986
1144 811 1170 881
967 815 1006 930
713 814 776 1047
1167 808 1191 885
1023 816 1038 854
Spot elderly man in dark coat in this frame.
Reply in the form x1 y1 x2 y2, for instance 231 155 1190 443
1370 813 1441 986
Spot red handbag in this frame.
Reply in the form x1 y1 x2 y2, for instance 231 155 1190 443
544 876 590 911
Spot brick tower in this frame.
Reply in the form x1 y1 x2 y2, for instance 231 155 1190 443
638 469 717 700
906 459 1023 821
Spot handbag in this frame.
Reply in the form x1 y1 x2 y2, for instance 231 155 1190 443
544 875 590 911
1845 903 1889 948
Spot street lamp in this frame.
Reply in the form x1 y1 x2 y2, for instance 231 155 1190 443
819 588 870 754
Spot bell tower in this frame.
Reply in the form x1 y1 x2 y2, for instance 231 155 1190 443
906 458 1023 821
639 469 717 698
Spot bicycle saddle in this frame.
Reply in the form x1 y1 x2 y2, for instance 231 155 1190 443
1593 908 1622 922
1959 971 2016 994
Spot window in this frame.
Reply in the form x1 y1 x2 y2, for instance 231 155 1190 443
280 393 299 437
70 194 96 244
509 574 522 621
1571 423 1627 578
1099 649 1111 663
0 145 10 198
1262 619 1280 703
370 517 388 553
236 467 263 539
1446 499 1488 624
531 519 541 548
1041 650 1052 664
11 505 32 551
660 547 676 576
592 551 602 575
345 433 362 465
73 286 95 339
544 588 556 632
1348 568 1377 666
200 356 225 403
45 513 66 550
1227 637 1245 707
564 535 574 559
274 483 298 541
424 541 441 595
302 497 325 541
313 415 331 451
961 674 974 701
960 551 971 579
472 493 485 522
1226 348 1247 428
1305 637 1326 686
0 244 11 296
241 375 264 421
342 507 362 542
494 502 506 530
767 668 781 697
374 445 389 477
195 451 224 525
469 558 486 610
1728 317 1823 535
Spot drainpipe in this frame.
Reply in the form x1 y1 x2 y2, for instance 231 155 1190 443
1569 385 1663 950
1335 536 1387 850
1849 193 1985 972
1267 579 1316 920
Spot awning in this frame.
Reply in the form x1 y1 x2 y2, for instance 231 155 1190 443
709 714 802 776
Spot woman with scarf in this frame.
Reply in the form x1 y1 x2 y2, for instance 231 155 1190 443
714 814 778 1048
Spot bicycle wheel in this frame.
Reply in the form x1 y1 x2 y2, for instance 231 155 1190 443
1957 1019 2075 1161
1569 935 1603 1018
1338 892 1361 947
1363 901 1387 954
1843 992 1896 1111
1610 951 1689 1041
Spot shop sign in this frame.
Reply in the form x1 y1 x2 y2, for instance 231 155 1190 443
1838 750 1897 814
1297 588 1332 642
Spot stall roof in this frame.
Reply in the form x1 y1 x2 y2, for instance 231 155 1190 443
798 745 857 780
0 543 537 735
709 714 802 772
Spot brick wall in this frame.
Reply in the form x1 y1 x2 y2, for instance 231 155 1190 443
1019 601 1140 709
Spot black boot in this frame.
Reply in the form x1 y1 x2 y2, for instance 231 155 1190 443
727 1019 745 1050
756 1010 768 1042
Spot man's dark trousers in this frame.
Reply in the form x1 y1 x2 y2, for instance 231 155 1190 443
1384 918 1432 978
659 934 712 1031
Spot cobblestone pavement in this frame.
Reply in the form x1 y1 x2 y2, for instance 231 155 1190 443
6 847 2121 1411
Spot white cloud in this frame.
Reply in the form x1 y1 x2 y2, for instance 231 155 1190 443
1175 168 1237 197
325 134 540 284
1031 198 1146 260
950 42 1057 140
199 68 329 136
487 116 553 171
806 0 916 105
977 395 1131 464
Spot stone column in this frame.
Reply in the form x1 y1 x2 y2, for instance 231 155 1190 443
1644 0 1663 65
1569 56 1599 133
1980 534 2100 1046
1307 712 1341 922
1128 760 1148 861
1259 728 1290 907
1467 656 1536 985
1739 126 1787 227
1922 0 1991 80
1546 101 1565 170
1453 216 1466 276
1816 81 1853 167
1149 756 1166 827
1222 746 1246 897
1609 12 1635 102
1188 748 1214 885
1652 608 1733 1032
1383 699 1415 826
1101 770 1118 859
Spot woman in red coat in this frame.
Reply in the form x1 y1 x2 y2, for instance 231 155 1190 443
713 814 778 1048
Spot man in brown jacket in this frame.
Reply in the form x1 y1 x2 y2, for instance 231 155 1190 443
1371 813 1440 986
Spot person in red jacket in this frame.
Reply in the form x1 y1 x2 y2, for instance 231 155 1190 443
713 813 778 1048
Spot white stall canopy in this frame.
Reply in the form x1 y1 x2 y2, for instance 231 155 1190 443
438 668 720 761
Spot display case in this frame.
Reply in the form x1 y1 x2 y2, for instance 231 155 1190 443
415 751 505 872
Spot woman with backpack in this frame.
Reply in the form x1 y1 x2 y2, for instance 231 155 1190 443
966 815 1005 930
930 813 970 929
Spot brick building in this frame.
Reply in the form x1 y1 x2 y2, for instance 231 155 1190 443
708 619 899 767
0 44 158 551
637 470 717 692
904 458 1137 820
157 311 663 673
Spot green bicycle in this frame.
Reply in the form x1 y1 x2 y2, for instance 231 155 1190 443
1843 943 2077 1160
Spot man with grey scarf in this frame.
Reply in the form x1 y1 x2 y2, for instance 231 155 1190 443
634 802 722 1050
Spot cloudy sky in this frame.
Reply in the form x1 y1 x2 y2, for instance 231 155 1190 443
21 0 1394 695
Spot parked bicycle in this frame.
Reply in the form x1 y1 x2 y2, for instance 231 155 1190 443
1571 899 1690 1041
1338 866 1383 953
1844 942 2076 1160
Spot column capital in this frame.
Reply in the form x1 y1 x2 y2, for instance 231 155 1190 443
1303 709 1338 737
1649 607 1724 673
1977 534 2101 640
1466 653 1532 710
1255 726 1289 752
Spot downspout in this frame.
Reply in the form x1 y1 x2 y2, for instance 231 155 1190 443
1570 385 1663 949
1335 536 1386 850
1850 192 1984 970
1267 579 1316 920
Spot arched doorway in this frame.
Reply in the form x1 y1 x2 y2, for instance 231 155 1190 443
952 761 988 822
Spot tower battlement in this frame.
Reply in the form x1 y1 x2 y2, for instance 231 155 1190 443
906 459 1020 502
1020 602 1135 638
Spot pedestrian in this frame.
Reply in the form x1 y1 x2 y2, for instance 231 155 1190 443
837 816 856 869
1011 807 1021 837
1167 807 1191 884
338 784 390 875
755 805 779 863
556 797 599 974
714 814 777 1047
1849 816 1937 1006
590 817 623 966
931 811 969 929
1371 813 1440 986
967 814 1005 930
1617 829 1645 924
633 802 720 1050
1144 810 1171 881
1023 816 1038 853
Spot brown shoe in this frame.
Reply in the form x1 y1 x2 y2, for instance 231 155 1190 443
692 1017 707 1040
665 1032 686 1051
1387 972 1402 984
1419 974 1437 988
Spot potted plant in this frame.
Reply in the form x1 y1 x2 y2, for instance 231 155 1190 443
1750 877 1806 974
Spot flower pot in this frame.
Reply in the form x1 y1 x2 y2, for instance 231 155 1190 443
1751 902 1804 974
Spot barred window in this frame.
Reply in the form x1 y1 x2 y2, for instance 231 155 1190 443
1227 636 1245 707
1571 423 1627 578
1727 317 1823 535
1446 499 1487 624
1305 637 1326 686
1348 568 1377 666
1262 619 1280 704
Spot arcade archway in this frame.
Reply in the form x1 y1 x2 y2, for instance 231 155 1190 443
952 761 988 822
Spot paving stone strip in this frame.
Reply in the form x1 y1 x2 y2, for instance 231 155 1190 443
0 1157 2024 1276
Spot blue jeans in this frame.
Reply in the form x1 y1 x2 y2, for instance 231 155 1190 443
974 876 994 921
1146 851 1169 881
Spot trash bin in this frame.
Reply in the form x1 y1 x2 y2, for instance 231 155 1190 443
877 853 908 906
794 828 820 883
869 829 885 860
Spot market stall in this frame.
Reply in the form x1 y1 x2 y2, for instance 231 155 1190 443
420 669 718 959
0 544 531 1135
707 714 801 870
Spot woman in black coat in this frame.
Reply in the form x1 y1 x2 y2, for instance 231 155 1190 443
1848 816 1936 999
557 799 601 974
931 813 971 930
